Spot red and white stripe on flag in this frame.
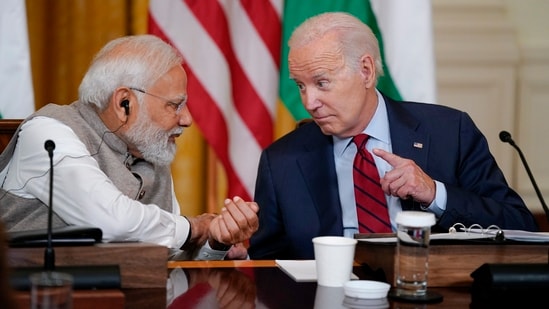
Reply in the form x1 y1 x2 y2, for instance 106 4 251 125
148 0 282 200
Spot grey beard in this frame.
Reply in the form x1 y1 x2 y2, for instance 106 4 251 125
124 112 180 166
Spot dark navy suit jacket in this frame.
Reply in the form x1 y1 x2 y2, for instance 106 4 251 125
248 95 538 260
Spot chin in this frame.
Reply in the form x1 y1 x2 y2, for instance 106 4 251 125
142 147 177 166
318 125 336 136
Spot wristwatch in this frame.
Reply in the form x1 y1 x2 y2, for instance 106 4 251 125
210 240 232 251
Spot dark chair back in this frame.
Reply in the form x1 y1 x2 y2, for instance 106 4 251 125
0 119 22 153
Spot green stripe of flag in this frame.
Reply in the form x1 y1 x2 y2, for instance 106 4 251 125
279 0 402 121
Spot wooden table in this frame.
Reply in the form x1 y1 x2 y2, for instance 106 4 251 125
9 243 168 309
166 260 473 308
15 259 537 308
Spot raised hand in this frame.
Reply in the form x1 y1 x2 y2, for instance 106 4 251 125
372 148 436 205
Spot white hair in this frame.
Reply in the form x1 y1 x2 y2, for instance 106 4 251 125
78 34 183 110
288 12 384 79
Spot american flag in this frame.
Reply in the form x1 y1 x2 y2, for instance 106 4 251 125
149 0 282 201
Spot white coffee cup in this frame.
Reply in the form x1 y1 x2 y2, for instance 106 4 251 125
312 236 357 287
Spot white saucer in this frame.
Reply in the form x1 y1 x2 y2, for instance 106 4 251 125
343 280 391 299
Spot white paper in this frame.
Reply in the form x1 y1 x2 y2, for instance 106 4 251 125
275 260 358 282
276 260 318 282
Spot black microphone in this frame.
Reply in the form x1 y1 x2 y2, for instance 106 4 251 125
499 130 549 222
8 140 121 290
44 140 56 270
44 139 55 154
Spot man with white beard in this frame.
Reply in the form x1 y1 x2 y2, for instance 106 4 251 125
0 35 259 260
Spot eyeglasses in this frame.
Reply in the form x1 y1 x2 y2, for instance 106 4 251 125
129 87 187 115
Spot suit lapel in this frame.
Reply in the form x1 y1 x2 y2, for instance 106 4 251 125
385 96 430 170
384 96 431 211
295 125 343 233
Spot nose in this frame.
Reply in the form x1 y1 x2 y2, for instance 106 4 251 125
178 106 193 127
302 92 322 111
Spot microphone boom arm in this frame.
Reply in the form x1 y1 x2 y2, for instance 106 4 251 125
44 140 55 270
509 142 549 222
500 131 549 223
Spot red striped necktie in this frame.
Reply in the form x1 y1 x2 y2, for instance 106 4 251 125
352 134 392 233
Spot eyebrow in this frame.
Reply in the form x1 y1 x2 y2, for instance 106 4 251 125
169 94 188 105
312 72 327 79
176 95 187 102
289 71 327 82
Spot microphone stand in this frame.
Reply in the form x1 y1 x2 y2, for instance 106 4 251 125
500 131 549 223
44 140 55 270
8 140 121 290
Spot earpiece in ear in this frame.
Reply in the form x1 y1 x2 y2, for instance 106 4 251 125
120 99 130 116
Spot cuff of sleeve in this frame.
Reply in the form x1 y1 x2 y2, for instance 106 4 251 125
420 181 446 218
177 216 192 250
195 241 231 260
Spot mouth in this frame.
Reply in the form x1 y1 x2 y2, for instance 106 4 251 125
168 131 182 143
313 115 332 123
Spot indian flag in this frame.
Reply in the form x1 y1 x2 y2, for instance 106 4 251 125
0 0 35 119
149 0 435 200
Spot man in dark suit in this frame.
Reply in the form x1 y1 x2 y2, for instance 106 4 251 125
248 12 538 260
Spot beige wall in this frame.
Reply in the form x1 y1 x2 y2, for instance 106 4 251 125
433 0 549 214
505 0 549 50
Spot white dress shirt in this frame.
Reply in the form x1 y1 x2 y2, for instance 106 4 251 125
0 116 227 259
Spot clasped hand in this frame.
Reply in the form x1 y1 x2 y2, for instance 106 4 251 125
187 196 259 258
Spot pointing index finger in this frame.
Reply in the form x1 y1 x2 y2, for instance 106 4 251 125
372 148 400 167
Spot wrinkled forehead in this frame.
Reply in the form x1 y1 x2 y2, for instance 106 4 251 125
288 33 345 79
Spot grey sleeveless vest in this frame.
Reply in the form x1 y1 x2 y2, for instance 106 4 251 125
0 101 174 232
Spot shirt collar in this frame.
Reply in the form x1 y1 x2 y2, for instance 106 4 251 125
333 89 390 157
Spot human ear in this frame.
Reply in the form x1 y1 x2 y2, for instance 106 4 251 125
360 54 376 89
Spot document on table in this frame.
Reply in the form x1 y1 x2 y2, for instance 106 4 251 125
356 230 549 244
476 229 549 242
275 260 358 282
